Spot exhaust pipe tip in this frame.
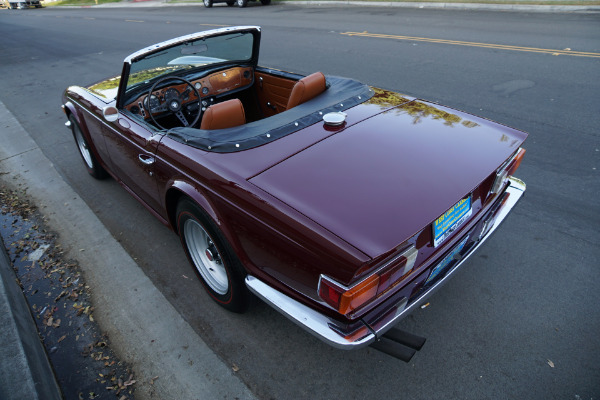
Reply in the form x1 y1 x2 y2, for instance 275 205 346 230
383 328 427 351
370 337 416 362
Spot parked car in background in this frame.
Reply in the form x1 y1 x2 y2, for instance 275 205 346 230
1 0 42 8
62 26 527 359
203 0 270 8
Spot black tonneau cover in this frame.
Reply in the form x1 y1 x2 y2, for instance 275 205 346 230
167 76 373 153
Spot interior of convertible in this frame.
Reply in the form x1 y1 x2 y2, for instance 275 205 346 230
124 67 328 131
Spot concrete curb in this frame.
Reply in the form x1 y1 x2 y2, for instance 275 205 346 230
0 237 63 400
84 0 600 12
0 101 257 399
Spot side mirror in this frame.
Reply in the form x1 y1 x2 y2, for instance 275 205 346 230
102 106 119 122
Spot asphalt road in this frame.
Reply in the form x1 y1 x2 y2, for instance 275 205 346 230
1 5 599 399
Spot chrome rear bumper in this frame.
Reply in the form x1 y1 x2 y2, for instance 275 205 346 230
245 177 526 349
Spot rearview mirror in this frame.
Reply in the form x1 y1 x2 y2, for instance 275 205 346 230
181 44 208 55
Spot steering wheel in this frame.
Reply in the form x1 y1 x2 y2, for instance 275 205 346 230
147 76 202 130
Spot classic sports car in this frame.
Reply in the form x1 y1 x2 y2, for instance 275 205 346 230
62 26 527 358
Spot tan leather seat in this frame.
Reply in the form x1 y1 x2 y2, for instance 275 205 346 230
286 72 327 110
200 99 246 130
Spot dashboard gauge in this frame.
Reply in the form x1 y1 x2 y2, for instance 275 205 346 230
194 82 202 90
202 87 209 95
144 94 160 111
164 88 179 100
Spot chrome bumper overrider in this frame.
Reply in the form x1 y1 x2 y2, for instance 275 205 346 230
245 177 526 350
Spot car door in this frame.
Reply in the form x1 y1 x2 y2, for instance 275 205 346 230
100 112 164 215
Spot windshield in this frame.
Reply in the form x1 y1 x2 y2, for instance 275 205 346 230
126 32 254 91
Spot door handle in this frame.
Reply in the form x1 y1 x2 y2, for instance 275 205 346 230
138 154 155 165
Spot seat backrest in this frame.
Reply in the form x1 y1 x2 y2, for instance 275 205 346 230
200 99 246 130
286 72 327 110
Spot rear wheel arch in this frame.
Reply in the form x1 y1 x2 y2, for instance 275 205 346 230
165 184 222 233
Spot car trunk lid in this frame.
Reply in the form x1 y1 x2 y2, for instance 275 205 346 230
249 100 527 259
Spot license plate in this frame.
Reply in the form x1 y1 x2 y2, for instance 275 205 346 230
426 236 468 285
433 196 472 247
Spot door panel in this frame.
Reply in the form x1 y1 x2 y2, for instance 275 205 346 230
100 114 163 214
254 72 296 117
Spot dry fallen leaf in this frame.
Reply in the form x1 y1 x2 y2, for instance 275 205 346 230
232 364 240 372
547 359 555 368
58 335 67 343
150 376 159 385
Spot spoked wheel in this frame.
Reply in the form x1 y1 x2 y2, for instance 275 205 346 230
70 116 107 179
177 199 251 313
203 0 213 7
236 0 247 7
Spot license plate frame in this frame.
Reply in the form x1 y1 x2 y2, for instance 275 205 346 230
426 236 469 285
433 196 472 247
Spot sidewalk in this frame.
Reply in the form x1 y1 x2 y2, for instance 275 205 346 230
0 100 257 400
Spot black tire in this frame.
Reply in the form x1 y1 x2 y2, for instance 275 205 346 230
260 0 270 4
236 0 247 7
203 0 213 7
176 199 251 313
69 116 107 180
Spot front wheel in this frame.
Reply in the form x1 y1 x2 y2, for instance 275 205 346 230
70 116 107 180
176 199 251 313
203 0 213 7
236 0 247 7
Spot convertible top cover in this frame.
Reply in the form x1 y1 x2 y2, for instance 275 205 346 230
167 76 374 153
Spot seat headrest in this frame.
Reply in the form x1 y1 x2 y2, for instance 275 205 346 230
286 72 327 110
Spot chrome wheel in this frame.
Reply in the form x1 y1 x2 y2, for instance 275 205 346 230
73 123 94 169
183 218 229 295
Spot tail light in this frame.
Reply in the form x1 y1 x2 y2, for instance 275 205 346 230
318 246 418 316
506 148 526 176
490 148 526 195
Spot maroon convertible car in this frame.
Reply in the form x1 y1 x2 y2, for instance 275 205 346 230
62 26 527 358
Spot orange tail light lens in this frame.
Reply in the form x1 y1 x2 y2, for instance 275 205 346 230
318 246 418 316
506 148 526 176
491 148 526 195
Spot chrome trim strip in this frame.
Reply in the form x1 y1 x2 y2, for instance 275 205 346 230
318 244 417 294
124 26 261 64
245 177 525 350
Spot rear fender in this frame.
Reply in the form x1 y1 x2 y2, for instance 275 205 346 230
165 180 251 265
